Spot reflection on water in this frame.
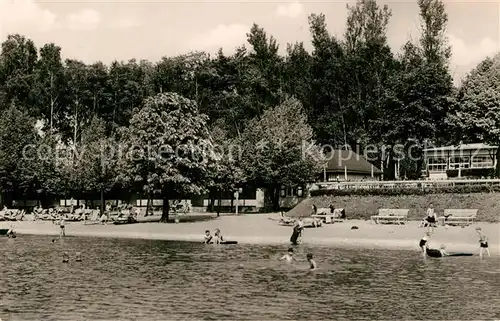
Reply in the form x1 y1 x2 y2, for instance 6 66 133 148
0 235 499 320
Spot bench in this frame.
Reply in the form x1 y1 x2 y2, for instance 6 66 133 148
371 209 409 225
439 209 477 226
312 208 345 224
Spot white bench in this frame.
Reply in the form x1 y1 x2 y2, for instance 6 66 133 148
312 208 345 224
439 209 477 226
371 209 409 225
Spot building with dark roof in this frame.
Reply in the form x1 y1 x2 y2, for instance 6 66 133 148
320 149 382 182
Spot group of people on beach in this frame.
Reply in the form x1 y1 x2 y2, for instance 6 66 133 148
204 228 224 244
419 226 490 258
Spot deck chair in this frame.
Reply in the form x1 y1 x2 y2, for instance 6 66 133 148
279 212 295 225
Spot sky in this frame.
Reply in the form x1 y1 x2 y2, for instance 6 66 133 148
0 0 499 84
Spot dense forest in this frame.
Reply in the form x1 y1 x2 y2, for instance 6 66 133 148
0 0 499 219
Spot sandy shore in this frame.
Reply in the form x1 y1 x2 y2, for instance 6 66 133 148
5 214 499 255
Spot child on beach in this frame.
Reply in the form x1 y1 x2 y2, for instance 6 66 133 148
214 228 224 244
59 217 66 237
307 253 317 270
439 244 448 256
476 227 490 258
419 232 431 256
280 248 296 263
204 230 213 244
425 203 437 233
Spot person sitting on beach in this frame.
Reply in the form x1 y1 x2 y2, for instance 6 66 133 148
214 228 224 244
280 248 296 263
307 253 317 270
438 244 448 256
476 227 490 258
425 204 437 233
419 232 431 256
204 230 213 244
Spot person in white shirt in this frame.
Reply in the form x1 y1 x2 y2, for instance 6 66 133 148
425 203 437 233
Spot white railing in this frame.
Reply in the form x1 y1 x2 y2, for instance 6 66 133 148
314 179 500 190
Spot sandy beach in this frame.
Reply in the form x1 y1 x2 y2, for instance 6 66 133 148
5 213 499 255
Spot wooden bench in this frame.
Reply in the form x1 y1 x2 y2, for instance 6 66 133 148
312 208 345 224
439 209 477 226
371 209 409 225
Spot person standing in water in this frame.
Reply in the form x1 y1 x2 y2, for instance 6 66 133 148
419 232 431 257
476 227 490 258
59 216 66 237
307 253 317 270
280 248 296 263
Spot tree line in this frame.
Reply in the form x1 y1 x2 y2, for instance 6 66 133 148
0 0 499 220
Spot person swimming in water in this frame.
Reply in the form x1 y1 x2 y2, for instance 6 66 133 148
419 232 431 256
75 252 82 262
204 230 213 244
476 227 490 258
280 248 297 263
307 253 317 270
62 252 69 263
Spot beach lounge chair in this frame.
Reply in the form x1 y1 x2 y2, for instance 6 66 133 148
312 208 346 224
439 209 477 227
278 212 295 226
371 209 409 225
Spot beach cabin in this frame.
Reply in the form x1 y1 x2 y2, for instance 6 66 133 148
424 143 498 180
319 149 382 182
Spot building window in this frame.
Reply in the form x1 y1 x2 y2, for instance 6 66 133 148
297 186 303 197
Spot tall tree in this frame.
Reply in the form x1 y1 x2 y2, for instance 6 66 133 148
241 97 321 210
450 54 500 176
119 92 211 222
0 34 38 112
0 105 37 206
33 43 66 131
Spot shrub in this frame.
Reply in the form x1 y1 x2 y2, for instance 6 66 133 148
310 184 500 197
446 168 495 178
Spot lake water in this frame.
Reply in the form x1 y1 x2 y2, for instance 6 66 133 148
0 235 499 320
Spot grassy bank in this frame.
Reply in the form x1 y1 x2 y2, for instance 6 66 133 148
287 192 500 222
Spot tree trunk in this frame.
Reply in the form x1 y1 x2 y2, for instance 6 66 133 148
100 187 106 219
495 146 500 178
146 195 151 217
217 189 222 217
209 188 215 213
273 185 281 211
230 192 234 213
160 185 170 222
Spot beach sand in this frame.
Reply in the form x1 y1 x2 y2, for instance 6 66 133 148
5 213 499 255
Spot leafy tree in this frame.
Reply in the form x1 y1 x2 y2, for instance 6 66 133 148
119 92 211 222
205 126 245 215
77 116 118 215
451 54 500 176
0 34 38 112
33 43 66 131
0 105 37 206
241 97 321 210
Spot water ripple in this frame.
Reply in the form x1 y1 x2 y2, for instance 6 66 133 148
0 235 499 320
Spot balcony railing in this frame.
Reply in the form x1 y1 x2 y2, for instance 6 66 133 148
314 179 500 190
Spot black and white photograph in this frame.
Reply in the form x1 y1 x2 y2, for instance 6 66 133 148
0 0 499 320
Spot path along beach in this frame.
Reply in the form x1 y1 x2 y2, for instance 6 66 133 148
7 213 499 255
